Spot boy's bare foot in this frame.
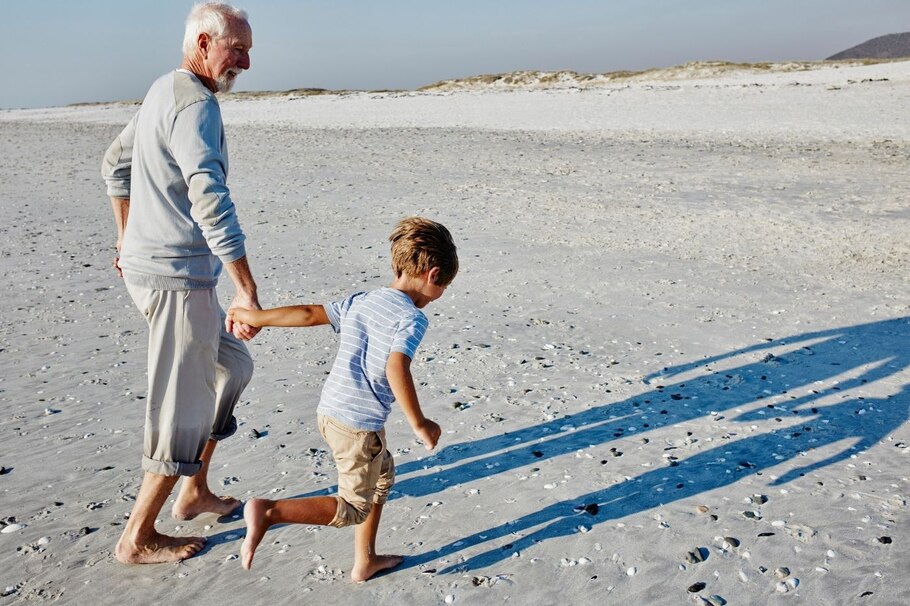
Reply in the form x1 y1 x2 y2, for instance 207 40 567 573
350 554 404 583
241 498 272 570
115 531 206 564
172 491 241 521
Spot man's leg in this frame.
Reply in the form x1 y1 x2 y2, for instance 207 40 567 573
118 284 216 564
115 472 206 564
172 438 241 520
173 315 253 520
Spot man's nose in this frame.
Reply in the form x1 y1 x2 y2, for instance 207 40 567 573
239 52 251 70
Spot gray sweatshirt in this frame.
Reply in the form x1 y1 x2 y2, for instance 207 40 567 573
101 70 246 290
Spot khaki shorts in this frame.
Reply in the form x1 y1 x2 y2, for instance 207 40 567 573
318 414 395 527
126 282 253 476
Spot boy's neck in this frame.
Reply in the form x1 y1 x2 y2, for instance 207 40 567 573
390 272 440 309
390 274 421 303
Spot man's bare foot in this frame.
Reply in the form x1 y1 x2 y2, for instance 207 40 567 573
172 491 241 521
351 554 404 583
115 531 206 564
241 498 274 570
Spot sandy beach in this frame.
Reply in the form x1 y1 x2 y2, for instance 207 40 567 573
1 60 908 605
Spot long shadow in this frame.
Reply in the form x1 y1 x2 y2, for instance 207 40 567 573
389 317 909 570
417 384 909 572
278 318 909 569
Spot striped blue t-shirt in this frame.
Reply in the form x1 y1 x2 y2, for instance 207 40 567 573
317 287 429 431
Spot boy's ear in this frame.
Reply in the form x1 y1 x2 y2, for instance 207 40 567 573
426 266 441 285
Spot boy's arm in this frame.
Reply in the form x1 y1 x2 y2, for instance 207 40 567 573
387 351 441 450
228 305 329 328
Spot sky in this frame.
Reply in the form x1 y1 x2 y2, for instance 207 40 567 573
2 0 909 109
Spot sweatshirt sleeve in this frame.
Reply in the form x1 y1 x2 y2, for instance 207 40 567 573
101 112 137 198
171 99 246 264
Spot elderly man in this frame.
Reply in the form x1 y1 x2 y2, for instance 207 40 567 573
102 2 260 564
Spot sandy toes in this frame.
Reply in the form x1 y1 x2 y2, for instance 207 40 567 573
351 554 404 583
115 532 206 565
172 493 242 521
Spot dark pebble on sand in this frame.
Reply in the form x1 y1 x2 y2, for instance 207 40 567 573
532 450 543 458
685 547 709 563
0 467 11 475
688 582 706 593
877 536 892 544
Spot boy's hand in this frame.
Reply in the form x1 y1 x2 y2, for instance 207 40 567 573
225 307 259 332
228 307 254 327
414 419 442 450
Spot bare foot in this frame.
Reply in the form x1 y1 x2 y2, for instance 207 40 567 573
241 498 273 570
350 554 404 583
115 531 206 564
172 491 241 521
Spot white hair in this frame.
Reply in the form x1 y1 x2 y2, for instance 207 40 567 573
182 2 248 57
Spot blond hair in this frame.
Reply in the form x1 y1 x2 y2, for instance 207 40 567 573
389 217 458 286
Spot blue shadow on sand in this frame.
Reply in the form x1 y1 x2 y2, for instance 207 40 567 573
287 317 910 572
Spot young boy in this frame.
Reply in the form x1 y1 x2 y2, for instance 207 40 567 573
230 217 458 581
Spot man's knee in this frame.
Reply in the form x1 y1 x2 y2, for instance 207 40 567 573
221 349 254 392
327 497 372 528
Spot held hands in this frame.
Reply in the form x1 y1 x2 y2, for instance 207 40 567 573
413 418 442 451
226 295 261 341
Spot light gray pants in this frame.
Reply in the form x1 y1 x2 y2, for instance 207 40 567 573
126 283 253 476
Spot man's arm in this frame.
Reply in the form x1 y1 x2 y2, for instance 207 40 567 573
223 256 262 340
387 352 441 450
228 304 329 328
110 197 130 277
102 114 137 278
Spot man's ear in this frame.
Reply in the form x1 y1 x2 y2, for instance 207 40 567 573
198 32 211 57
426 267 441 285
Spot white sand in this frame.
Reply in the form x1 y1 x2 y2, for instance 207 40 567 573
1 60 908 605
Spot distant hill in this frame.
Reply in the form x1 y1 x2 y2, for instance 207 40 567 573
828 32 910 60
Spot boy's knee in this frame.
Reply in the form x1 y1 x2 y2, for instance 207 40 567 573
328 497 372 528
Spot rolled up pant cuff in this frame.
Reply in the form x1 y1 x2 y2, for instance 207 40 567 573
142 455 202 477
210 416 238 441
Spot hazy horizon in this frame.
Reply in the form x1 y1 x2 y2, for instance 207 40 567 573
2 0 909 110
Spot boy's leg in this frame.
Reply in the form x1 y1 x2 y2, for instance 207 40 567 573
174 312 254 520
241 496 337 570
351 446 400 582
351 502 403 582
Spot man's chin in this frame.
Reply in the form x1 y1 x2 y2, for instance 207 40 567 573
216 73 241 93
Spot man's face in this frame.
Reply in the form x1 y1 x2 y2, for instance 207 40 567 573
206 18 252 93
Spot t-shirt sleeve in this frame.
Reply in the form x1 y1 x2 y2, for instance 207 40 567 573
391 312 428 359
324 292 365 333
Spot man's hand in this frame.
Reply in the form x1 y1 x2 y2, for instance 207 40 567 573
223 256 260 341
413 418 442 451
113 239 123 278
110 197 129 279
